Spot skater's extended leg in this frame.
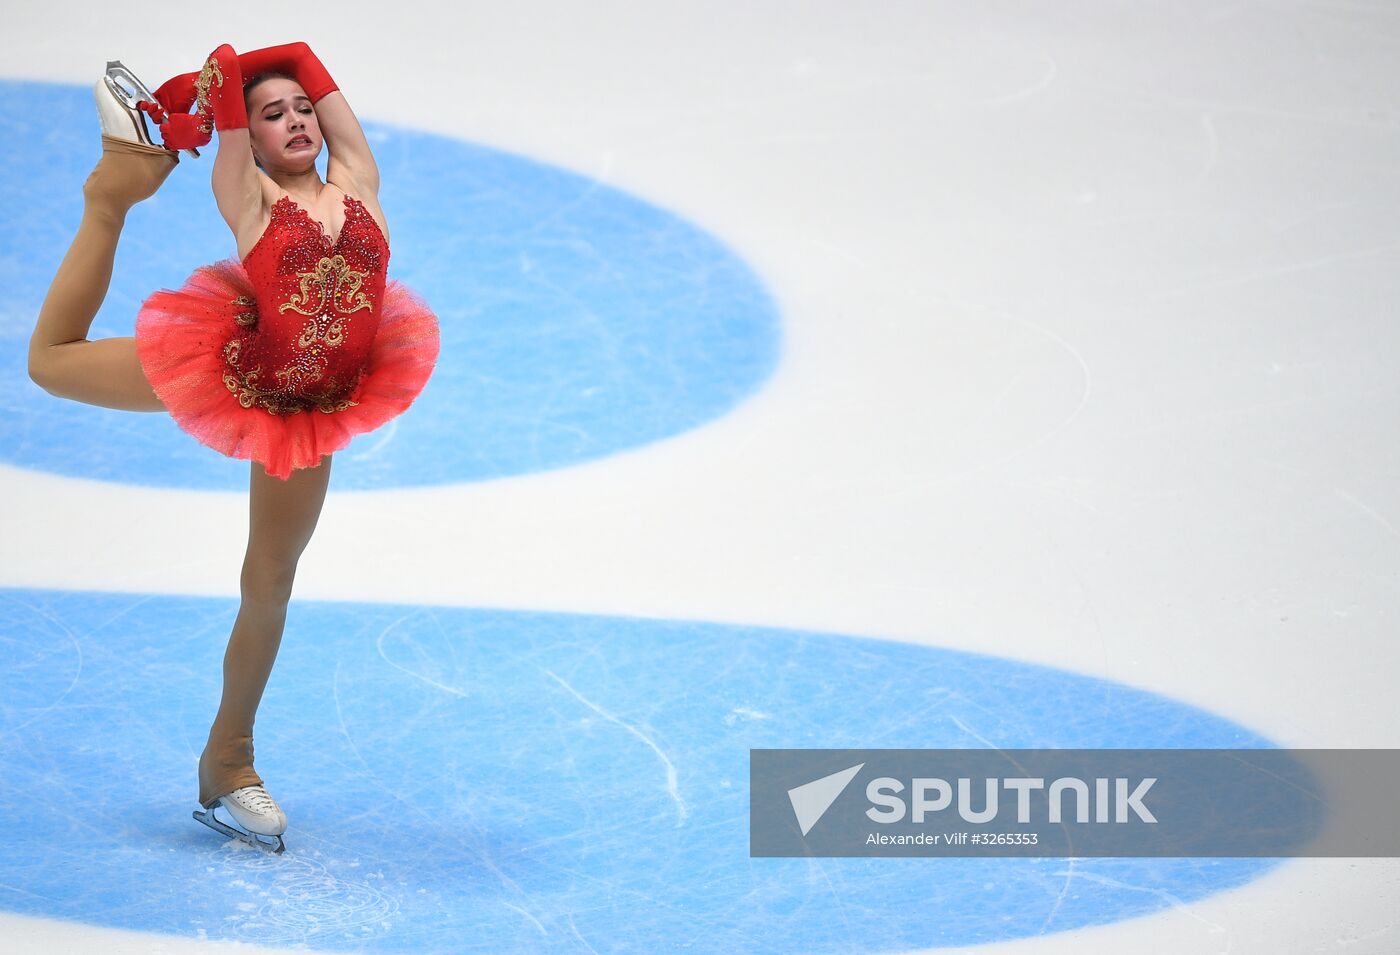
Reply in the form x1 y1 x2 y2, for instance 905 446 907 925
199 454 334 807
27 134 176 411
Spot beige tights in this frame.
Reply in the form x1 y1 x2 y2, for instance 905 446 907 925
31 135 336 809
28 134 178 411
199 453 334 807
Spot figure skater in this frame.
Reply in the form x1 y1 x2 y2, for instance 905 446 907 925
27 44 440 853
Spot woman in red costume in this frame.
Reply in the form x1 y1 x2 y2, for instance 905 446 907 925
27 44 440 854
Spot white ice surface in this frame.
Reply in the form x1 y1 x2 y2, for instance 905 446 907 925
2 1 1398 952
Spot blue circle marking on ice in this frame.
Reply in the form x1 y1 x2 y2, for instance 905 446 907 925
0 586 1292 952
0 80 779 489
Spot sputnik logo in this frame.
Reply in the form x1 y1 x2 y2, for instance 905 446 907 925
788 763 864 836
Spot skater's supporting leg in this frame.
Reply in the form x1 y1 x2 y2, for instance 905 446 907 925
199 454 334 807
27 134 177 411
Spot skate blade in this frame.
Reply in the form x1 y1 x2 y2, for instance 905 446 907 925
103 61 152 107
193 805 286 854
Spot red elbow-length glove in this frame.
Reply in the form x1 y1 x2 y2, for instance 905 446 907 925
147 44 247 151
145 42 333 154
237 42 338 104
148 69 207 152
152 69 198 116
192 44 249 134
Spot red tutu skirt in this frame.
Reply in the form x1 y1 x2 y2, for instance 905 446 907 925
135 259 440 480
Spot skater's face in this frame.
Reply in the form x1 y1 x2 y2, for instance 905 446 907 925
247 77 322 172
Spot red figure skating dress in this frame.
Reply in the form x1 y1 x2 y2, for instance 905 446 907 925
135 189 439 479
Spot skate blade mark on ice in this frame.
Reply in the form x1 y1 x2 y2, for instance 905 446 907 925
193 801 287 854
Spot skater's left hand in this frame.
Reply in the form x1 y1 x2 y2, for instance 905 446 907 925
157 111 213 152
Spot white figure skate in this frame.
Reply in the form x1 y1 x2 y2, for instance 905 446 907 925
94 59 200 158
193 784 288 854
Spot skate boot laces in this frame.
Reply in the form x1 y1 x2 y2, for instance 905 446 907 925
220 784 288 835
194 786 288 852
228 785 279 814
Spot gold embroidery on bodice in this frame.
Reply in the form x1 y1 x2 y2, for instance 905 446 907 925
280 254 373 318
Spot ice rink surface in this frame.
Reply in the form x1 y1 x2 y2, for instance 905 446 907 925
1 1 1398 952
